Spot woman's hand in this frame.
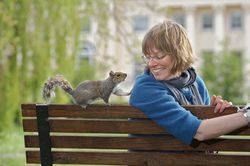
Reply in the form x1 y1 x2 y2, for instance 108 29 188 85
210 95 232 113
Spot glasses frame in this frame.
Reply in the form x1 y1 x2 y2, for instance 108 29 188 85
141 54 167 64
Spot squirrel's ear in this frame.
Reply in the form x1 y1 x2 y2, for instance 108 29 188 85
109 70 114 76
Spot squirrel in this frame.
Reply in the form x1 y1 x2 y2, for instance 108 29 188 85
42 71 131 109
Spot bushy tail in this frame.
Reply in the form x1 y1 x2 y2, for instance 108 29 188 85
42 75 74 103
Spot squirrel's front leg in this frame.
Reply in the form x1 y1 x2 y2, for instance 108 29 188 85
102 96 111 106
113 87 131 96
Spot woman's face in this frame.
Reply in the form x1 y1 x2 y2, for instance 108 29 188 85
146 47 176 80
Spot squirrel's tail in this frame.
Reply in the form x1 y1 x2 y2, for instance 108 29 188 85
42 75 74 103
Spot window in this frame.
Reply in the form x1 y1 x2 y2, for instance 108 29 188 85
79 41 96 59
172 14 186 28
133 15 149 32
202 13 213 30
230 11 242 30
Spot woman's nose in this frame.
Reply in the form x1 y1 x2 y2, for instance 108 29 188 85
147 58 158 66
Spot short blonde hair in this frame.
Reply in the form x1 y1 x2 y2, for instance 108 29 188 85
142 19 195 74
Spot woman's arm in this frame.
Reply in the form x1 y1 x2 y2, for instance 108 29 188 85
194 112 248 141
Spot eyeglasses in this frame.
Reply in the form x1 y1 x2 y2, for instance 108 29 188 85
141 54 166 64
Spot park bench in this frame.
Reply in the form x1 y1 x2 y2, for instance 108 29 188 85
21 104 250 166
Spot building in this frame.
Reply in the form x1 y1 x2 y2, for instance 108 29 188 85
80 0 250 98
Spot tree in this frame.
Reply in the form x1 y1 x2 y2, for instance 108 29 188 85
0 0 96 131
0 0 157 131
201 43 244 105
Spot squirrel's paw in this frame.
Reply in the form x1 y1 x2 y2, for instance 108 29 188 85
80 104 88 110
125 91 131 95
113 88 131 96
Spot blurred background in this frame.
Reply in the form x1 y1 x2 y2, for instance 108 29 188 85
1 0 250 165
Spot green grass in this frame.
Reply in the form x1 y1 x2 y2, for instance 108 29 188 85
0 127 36 166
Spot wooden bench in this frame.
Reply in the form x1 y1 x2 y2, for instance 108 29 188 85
21 104 250 166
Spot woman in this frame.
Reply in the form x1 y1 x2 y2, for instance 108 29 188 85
129 19 249 145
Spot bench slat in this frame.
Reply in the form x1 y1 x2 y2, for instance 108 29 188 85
22 118 250 135
24 135 250 151
21 104 238 119
26 151 250 165
22 119 166 134
21 104 146 118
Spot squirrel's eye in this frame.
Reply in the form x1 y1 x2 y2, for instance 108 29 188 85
116 74 121 77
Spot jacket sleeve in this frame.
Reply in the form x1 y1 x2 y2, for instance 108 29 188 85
129 76 201 144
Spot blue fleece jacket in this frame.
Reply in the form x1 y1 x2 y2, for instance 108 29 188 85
129 70 210 144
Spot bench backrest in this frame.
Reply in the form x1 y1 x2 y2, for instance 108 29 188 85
21 104 250 165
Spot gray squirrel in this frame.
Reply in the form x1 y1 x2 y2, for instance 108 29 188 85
42 71 130 108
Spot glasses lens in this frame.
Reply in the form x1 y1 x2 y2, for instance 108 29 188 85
142 54 166 63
